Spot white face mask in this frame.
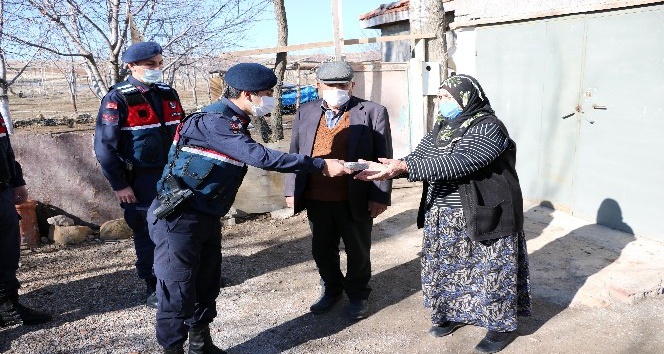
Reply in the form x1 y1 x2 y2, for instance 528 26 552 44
141 69 163 84
322 89 350 108
250 95 276 117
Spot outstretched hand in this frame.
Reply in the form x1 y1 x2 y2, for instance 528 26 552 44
323 159 352 177
354 158 408 181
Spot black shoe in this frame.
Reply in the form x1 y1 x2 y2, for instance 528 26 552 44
188 326 227 354
429 321 466 337
0 295 52 327
309 293 342 314
474 330 517 353
346 299 369 320
163 344 184 354
146 291 158 309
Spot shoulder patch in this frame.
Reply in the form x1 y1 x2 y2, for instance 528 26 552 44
101 112 119 125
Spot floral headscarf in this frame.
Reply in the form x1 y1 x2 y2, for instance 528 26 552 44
434 74 496 146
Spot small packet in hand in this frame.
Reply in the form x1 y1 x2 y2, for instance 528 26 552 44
344 161 369 171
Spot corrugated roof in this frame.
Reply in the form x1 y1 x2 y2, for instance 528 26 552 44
359 0 454 21
358 0 409 21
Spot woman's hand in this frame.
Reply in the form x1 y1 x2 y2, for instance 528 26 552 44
354 158 408 181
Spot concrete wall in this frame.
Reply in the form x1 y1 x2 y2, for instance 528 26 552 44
11 129 296 232
12 129 121 233
379 22 411 62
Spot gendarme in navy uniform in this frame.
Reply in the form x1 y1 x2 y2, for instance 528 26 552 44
94 41 184 308
147 63 349 354
0 113 51 328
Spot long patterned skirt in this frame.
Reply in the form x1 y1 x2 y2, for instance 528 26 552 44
421 206 531 332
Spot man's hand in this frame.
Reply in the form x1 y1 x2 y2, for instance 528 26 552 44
285 196 294 208
115 186 137 204
13 185 28 205
368 201 388 218
323 159 351 177
355 158 407 181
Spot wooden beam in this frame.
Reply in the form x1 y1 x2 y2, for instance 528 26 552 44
331 0 344 60
221 33 437 57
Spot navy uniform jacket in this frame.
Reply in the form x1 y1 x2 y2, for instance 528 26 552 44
0 114 24 191
156 98 324 217
94 76 184 192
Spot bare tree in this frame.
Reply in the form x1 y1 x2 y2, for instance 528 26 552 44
0 0 40 133
2 0 269 99
271 0 288 142
409 0 447 130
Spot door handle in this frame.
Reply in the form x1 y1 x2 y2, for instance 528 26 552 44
592 104 607 110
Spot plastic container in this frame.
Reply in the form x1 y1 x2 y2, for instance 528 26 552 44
15 199 40 249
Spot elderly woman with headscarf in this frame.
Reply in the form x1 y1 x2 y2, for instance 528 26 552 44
356 74 531 353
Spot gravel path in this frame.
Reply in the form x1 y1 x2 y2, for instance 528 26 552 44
2 185 664 354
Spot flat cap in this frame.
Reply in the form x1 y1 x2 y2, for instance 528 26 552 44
225 63 277 92
121 41 163 63
316 61 354 84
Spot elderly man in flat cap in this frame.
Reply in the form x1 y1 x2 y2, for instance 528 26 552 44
94 41 185 309
285 61 393 320
146 62 350 354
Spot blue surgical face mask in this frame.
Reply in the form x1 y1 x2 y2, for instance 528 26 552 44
438 100 463 119
141 69 162 84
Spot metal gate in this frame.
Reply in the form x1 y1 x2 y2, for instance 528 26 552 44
475 4 664 239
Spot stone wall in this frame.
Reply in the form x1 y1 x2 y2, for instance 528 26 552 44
11 128 291 235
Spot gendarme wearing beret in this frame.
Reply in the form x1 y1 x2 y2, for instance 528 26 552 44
225 63 277 92
316 61 354 84
122 41 163 63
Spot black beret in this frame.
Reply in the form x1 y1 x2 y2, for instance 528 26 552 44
225 63 277 92
316 61 354 84
121 42 163 63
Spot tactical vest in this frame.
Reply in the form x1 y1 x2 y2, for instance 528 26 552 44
114 81 184 168
0 114 16 189
157 112 249 217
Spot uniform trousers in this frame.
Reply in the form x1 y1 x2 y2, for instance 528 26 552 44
0 188 20 298
147 201 222 348
306 199 373 300
122 171 161 280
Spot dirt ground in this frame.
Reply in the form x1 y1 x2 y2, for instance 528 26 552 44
2 183 664 353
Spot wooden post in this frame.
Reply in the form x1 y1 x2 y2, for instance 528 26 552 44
296 63 302 110
331 0 344 60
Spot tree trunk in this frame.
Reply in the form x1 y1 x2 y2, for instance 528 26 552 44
68 64 78 114
271 0 288 142
192 69 198 107
0 51 14 134
409 0 447 131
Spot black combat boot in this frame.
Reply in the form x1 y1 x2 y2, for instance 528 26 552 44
188 326 226 354
0 294 52 327
145 278 158 309
163 344 184 354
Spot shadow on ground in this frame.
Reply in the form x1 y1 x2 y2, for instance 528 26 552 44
520 199 634 335
222 209 419 286
0 268 145 352
226 258 421 354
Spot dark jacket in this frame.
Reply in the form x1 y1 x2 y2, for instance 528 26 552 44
0 114 24 191
284 96 393 220
158 99 325 217
94 76 184 191
416 117 524 241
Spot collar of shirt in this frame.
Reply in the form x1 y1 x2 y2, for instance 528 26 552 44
128 75 152 93
320 100 349 129
222 98 251 126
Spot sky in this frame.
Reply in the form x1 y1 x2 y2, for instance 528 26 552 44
233 0 391 54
